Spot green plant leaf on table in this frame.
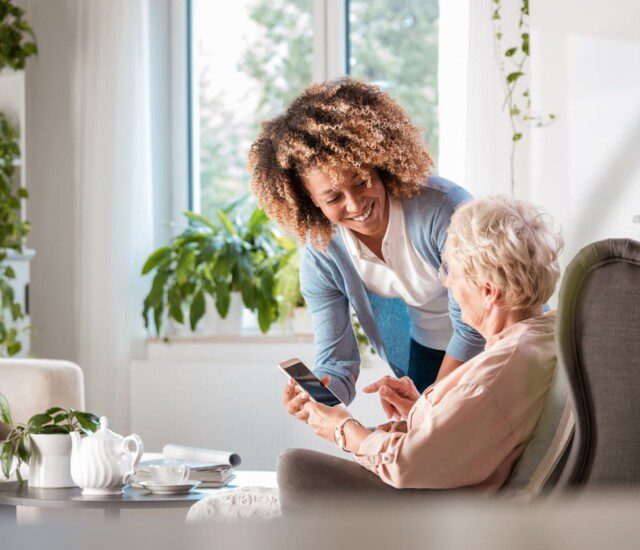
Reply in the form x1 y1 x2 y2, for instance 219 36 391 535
0 392 12 425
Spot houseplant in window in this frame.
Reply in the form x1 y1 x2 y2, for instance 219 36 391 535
0 393 99 487
142 201 288 336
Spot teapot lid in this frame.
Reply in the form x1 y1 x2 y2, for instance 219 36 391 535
90 416 122 441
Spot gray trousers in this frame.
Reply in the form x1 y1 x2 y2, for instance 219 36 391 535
277 448 456 515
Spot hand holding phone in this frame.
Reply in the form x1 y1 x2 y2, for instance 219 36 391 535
278 358 343 407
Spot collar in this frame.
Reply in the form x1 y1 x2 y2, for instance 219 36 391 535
485 311 556 349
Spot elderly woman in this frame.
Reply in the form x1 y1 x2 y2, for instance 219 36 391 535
280 195 563 497
250 77 484 404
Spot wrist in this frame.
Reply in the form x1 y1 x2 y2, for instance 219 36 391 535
334 417 362 452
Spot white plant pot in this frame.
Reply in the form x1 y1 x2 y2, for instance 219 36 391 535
28 433 75 488
203 292 244 335
291 307 313 335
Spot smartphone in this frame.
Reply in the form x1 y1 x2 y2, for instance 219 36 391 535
278 358 343 407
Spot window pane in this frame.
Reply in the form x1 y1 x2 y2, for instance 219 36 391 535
192 0 313 218
347 0 439 159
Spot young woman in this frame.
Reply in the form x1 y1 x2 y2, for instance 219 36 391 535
249 77 484 406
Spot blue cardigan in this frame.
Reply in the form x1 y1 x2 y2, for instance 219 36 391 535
299 176 486 405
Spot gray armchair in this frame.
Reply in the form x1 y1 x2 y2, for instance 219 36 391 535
554 238 640 489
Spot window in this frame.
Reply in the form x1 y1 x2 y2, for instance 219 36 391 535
188 0 439 216
190 0 313 218
347 0 439 159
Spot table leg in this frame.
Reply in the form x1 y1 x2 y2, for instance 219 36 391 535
0 504 17 525
104 508 121 522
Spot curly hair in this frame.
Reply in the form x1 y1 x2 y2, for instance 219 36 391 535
444 195 564 310
248 77 433 248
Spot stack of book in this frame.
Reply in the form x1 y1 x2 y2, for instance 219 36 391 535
134 444 241 489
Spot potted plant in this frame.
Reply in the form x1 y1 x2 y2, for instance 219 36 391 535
142 200 289 336
0 393 99 487
273 245 313 334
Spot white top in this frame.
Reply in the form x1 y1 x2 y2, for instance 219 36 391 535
339 198 453 351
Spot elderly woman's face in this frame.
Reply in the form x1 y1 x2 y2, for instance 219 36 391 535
442 260 486 330
303 167 388 237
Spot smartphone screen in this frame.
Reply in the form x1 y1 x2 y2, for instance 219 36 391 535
283 361 342 407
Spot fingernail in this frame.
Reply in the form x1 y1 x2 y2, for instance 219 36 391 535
300 392 308 399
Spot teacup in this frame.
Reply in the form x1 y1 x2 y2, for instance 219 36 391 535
148 464 190 485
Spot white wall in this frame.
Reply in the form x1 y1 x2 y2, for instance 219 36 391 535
528 0 640 265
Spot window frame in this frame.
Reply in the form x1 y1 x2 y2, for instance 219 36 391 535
170 0 347 219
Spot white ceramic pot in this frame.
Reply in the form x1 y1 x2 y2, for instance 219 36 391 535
28 433 75 488
203 292 244 335
291 307 314 335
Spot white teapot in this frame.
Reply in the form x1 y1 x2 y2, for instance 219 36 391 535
70 416 144 495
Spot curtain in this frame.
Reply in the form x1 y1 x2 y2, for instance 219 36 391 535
438 0 524 197
73 0 154 431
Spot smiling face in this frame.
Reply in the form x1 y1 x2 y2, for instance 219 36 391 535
302 166 389 239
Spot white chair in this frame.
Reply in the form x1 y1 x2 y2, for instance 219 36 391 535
0 359 85 481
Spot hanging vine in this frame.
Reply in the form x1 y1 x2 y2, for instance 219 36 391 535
492 0 556 194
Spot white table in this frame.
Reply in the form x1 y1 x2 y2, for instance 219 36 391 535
0 470 277 524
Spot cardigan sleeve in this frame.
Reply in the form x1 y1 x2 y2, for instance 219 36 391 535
299 247 360 405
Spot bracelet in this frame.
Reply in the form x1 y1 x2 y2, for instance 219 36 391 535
334 417 364 452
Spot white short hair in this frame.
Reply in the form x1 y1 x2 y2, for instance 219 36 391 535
444 195 564 310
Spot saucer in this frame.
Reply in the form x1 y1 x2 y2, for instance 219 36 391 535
139 480 201 495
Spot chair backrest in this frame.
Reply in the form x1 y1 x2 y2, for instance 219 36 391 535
555 238 640 488
501 360 575 500
0 359 85 425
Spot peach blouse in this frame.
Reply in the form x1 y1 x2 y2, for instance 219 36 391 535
354 312 557 492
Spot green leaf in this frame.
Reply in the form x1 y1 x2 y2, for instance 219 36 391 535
505 47 517 57
4 266 15 279
217 210 238 235
7 342 21 356
256 295 275 333
521 33 530 57
176 248 196 284
513 133 523 141
40 424 69 434
74 412 99 433
44 407 65 417
215 282 231 318
27 413 52 433
248 208 269 231
147 271 168 307
507 72 524 83
17 188 29 199
168 291 184 324
1 443 13 479
184 211 218 232
0 393 12 426
141 246 172 275
189 289 205 330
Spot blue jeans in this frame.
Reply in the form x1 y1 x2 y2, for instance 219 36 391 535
407 339 446 393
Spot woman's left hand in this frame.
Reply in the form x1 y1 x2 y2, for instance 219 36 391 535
303 402 352 443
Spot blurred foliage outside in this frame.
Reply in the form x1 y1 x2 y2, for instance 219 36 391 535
196 0 439 219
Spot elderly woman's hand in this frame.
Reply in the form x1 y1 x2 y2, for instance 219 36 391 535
282 376 331 422
363 376 421 420
303 401 352 443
